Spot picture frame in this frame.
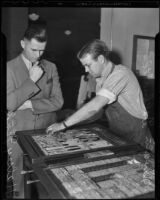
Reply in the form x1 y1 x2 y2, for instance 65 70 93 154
132 35 155 79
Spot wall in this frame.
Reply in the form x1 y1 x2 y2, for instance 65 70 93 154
2 7 159 65
1 7 28 61
100 8 159 68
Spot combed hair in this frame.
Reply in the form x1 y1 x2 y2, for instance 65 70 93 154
23 19 47 42
77 39 109 61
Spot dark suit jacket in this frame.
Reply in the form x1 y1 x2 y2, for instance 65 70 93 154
7 55 64 131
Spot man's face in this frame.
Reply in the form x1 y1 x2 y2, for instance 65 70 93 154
80 53 104 78
21 38 47 63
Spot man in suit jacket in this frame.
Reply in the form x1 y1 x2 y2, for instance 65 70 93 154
7 19 63 198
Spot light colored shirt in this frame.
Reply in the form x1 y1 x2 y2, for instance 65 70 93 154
96 62 148 120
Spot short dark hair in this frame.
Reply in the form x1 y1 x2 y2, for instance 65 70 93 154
77 39 109 61
23 19 47 42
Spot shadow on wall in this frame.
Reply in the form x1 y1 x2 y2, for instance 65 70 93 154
109 49 122 65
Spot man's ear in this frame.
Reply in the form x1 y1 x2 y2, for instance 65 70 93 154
98 55 105 64
20 40 25 49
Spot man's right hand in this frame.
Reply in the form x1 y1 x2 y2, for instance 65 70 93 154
29 62 43 83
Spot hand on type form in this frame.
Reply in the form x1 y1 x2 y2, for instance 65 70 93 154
46 122 66 135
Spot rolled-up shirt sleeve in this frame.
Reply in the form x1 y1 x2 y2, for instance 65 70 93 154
96 88 116 104
96 70 128 104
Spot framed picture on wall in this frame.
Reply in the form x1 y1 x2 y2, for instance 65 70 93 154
132 35 155 79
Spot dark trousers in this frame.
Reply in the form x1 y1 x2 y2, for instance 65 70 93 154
105 101 154 153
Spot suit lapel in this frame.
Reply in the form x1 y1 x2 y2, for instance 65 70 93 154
17 55 29 74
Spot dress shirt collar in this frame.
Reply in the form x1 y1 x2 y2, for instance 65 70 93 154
21 54 32 70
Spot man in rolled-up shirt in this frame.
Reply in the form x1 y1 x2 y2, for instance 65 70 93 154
7 18 63 198
47 39 154 154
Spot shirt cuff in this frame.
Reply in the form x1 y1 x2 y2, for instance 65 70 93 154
96 88 116 104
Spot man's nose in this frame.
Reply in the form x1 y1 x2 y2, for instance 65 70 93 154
36 51 41 57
